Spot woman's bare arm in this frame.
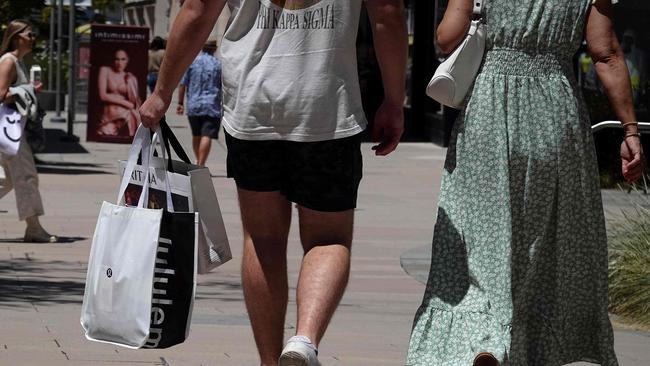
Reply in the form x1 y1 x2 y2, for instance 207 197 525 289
436 0 473 54
586 0 636 131
0 58 17 104
586 0 644 181
127 74 142 108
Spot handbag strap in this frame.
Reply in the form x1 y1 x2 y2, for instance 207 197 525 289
473 0 484 16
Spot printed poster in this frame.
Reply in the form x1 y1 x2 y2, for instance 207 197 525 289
87 25 148 143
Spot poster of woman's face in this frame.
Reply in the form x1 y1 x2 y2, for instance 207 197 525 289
87 25 149 144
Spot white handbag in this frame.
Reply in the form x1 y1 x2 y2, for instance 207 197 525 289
426 0 486 108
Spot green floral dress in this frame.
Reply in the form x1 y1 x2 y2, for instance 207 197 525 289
407 1 618 365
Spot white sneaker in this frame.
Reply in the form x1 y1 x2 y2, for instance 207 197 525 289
278 336 321 366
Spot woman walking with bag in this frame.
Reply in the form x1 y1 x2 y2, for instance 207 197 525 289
407 1 643 365
0 20 58 243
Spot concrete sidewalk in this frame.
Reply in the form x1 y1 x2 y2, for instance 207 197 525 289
0 112 648 365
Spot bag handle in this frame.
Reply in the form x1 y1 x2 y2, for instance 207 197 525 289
150 127 176 213
148 118 192 175
159 117 192 165
117 124 153 208
473 0 484 15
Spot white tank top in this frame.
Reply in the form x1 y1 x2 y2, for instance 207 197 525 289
0 53 28 86
220 0 367 142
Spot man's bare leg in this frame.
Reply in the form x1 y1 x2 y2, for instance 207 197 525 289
191 136 201 164
196 136 212 166
294 206 354 346
238 188 292 366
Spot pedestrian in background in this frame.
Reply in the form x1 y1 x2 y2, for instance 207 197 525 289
407 1 644 366
148 36 165 93
176 38 221 167
0 20 58 243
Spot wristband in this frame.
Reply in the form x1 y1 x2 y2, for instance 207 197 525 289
622 122 638 128
624 132 641 139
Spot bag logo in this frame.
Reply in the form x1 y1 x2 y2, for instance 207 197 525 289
106 268 112 278
144 236 175 348
4 115 22 143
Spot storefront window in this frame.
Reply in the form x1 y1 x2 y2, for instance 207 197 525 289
405 0 414 108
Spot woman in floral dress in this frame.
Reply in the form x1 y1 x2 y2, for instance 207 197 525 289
407 0 644 365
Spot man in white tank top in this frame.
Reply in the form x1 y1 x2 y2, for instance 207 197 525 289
140 1 407 365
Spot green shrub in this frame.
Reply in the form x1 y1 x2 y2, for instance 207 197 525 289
608 203 650 327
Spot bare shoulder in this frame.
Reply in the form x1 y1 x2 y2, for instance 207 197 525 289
0 57 17 78
0 57 16 71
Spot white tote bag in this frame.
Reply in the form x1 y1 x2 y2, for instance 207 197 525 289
81 125 164 348
0 104 25 156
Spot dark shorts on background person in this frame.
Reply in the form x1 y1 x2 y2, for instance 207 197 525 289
147 72 158 93
225 132 363 212
188 115 221 139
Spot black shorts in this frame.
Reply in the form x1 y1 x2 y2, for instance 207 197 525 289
188 115 221 138
225 132 363 212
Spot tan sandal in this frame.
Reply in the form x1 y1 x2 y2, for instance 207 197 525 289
24 227 59 243
473 352 499 366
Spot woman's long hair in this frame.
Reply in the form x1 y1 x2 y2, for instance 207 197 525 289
0 20 31 56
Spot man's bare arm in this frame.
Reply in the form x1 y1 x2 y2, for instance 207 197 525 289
176 84 186 115
366 0 408 156
140 0 227 128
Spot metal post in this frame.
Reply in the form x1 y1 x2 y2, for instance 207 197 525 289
411 0 437 139
51 0 66 122
48 1 55 91
63 0 79 142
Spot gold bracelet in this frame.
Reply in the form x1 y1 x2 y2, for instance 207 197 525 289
624 132 642 139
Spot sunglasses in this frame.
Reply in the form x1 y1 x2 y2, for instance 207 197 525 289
21 31 36 39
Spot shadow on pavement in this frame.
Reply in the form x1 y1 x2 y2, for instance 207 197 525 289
0 236 86 244
0 258 86 307
34 159 113 175
41 129 89 154
35 165 113 175
196 279 244 302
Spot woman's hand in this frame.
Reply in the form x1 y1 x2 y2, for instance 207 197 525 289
2 90 15 104
139 91 170 129
621 136 645 182
33 81 43 93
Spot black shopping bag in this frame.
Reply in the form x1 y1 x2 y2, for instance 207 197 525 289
144 210 198 349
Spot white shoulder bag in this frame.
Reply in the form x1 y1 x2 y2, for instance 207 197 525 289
426 0 486 109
